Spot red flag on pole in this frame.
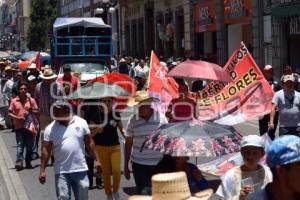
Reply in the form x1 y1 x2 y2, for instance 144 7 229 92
35 52 41 71
148 51 178 112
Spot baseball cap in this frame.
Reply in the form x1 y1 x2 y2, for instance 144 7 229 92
241 135 264 149
53 100 71 110
267 135 300 167
264 65 273 71
119 58 126 63
27 75 37 82
282 74 295 83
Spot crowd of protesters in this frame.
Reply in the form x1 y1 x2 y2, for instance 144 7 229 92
0 55 300 200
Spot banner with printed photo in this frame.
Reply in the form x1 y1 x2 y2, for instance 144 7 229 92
148 51 178 113
197 42 274 125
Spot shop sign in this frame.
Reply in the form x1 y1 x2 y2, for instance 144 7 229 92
194 0 216 33
290 17 300 35
224 0 252 24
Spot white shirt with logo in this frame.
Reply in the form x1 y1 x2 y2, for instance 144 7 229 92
44 115 89 174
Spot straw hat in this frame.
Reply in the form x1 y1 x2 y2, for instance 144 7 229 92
39 68 57 80
28 63 37 69
4 65 13 71
127 91 158 106
129 172 213 200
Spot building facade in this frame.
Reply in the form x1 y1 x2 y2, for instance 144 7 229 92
15 0 31 51
119 0 192 59
271 0 300 77
0 0 18 50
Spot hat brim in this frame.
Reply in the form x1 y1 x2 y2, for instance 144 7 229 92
283 79 295 83
129 195 210 200
241 143 264 149
39 74 57 79
127 97 158 107
129 189 213 200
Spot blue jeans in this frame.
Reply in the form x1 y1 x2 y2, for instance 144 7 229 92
132 162 156 195
15 129 34 162
55 171 89 200
31 130 40 157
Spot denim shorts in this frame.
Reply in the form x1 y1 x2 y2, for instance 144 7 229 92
55 171 89 200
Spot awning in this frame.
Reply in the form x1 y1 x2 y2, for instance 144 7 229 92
272 3 300 18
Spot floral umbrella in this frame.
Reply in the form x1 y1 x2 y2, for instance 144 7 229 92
142 120 242 157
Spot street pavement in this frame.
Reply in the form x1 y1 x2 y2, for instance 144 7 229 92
0 116 271 200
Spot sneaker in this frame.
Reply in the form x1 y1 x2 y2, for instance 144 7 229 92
106 196 114 200
15 161 23 171
113 192 120 200
25 162 33 169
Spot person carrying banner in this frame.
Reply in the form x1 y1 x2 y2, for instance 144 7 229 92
166 83 196 123
269 75 300 136
259 65 280 140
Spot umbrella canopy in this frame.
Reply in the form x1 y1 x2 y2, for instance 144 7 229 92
9 51 22 57
18 60 31 70
89 73 137 110
0 51 9 58
143 120 242 157
167 60 232 82
20 51 38 61
68 82 130 99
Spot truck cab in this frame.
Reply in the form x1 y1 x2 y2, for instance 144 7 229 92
52 18 112 84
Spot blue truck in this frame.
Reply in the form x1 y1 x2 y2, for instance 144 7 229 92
52 17 112 84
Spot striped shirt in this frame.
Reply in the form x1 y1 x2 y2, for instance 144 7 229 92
34 81 64 116
126 111 168 166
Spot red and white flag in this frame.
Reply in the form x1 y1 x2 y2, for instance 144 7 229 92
148 51 178 112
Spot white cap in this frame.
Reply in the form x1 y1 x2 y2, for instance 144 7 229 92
160 62 167 68
282 74 295 83
241 135 264 149
264 65 273 71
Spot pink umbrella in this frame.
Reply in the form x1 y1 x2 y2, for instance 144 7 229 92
167 60 232 82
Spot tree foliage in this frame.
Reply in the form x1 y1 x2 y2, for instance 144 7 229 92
27 0 58 50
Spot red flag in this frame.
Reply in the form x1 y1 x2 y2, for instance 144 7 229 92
35 52 41 71
148 51 178 112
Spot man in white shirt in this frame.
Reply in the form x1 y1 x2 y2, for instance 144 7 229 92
39 101 101 200
124 91 168 195
134 59 149 78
